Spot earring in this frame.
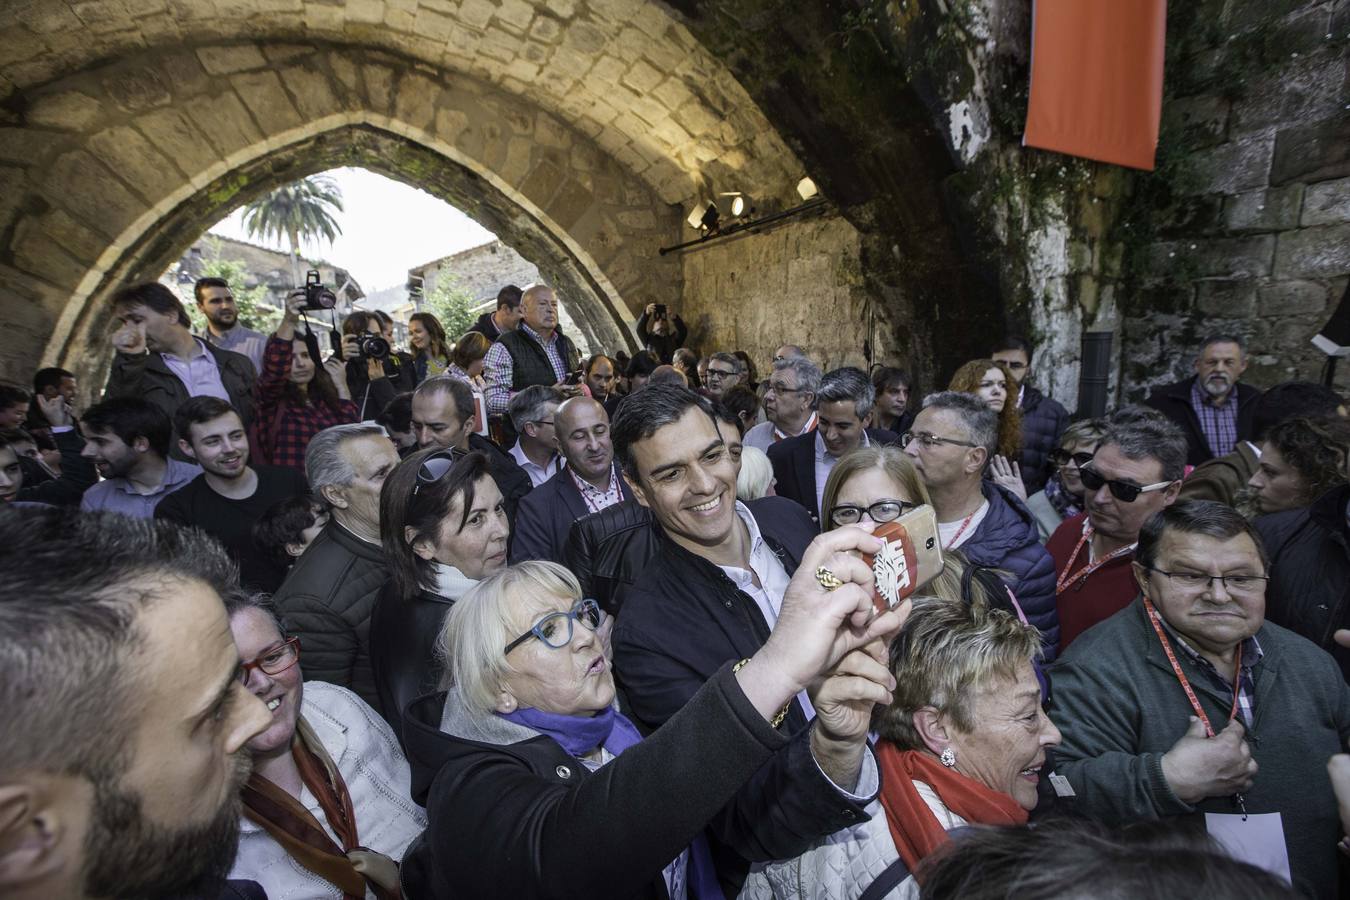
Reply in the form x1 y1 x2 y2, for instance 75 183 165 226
940 747 956 768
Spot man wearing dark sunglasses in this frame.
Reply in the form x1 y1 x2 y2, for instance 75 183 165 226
1048 408 1186 650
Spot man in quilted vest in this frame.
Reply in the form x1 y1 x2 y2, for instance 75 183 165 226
482 283 581 418
993 335 1068 494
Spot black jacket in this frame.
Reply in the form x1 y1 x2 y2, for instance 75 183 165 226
399 664 872 900
766 427 901 524
344 353 416 420
1255 484 1350 681
1144 377 1260 466
370 580 458 739
510 463 633 564
468 432 533 523
635 310 688 364
1017 385 1068 494
272 520 388 709
563 500 658 616
16 428 96 505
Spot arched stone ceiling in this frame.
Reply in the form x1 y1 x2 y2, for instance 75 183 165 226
0 0 808 209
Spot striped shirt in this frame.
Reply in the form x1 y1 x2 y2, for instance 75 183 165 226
483 324 568 414
1189 378 1240 458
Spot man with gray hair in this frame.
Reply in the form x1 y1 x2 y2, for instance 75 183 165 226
482 283 581 418
272 422 401 709
1145 333 1261 466
904 390 1059 657
507 384 564 487
703 351 744 401
1049 406 1186 650
744 356 822 452
768 366 899 525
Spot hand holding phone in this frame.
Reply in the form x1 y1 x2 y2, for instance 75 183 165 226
859 507 943 614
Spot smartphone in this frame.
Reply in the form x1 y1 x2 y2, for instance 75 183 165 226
861 505 944 613
564 369 584 385
653 303 667 317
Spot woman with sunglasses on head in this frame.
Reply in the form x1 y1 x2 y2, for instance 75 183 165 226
225 590 427 899
371 448 510 736
1024 418 1107 541
399 542 910 900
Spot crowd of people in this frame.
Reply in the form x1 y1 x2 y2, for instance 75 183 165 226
2 275 1350 900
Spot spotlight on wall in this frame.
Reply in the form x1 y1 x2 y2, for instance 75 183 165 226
686 200 721 234
796 177 819 201
686 200 711 230
720 192 755 219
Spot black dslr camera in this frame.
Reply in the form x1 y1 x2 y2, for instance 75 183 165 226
302 269 337 310
330 330 391 361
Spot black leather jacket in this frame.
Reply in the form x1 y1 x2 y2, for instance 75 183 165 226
563 500 658 616
370 579 457 741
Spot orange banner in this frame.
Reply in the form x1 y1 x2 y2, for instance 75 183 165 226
1023 0 1167 171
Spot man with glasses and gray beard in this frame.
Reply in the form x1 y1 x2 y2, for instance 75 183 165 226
0 506 272 900
902 390 1058 658
1145 334 1261 467
1048 407 1186 651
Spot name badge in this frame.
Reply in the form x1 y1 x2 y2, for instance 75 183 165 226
1205 812 1291 884
1048 773 1076 798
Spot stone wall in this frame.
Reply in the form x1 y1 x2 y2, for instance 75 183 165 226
678 211 891 373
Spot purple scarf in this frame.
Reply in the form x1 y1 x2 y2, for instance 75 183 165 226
500 705 721 899
1043 471 1083 520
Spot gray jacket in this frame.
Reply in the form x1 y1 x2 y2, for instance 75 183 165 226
1050 598 1350 899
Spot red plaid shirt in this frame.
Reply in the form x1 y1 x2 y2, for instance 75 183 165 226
254 337 358 471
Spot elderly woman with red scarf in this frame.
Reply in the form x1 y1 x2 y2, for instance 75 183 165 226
742 597 1060 898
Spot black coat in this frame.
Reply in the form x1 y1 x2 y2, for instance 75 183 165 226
510 463 633 564
343 353 416 420
1017 385 1068 494
1255 484 1350 681
563 499 658 616
399 664 872 900
766 427 901 524
370 580 457 739
1144 377 1260 466
468 432 533 523
271 520 387 709
635 310 688 364
467 309 504 342
16 428 96 505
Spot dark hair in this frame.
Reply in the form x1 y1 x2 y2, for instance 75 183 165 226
585 354 614 375
452 331 492 371
497 284 523 310
732 350 758 386
82 397 173 458
917 817 1299 899
1251 381 1343 440
280 332 343 415
0 385 30 408
1136 500 1269 572
409 312 449 360
872 365 913 395
371 309 394 329
220 589 287 637
0 427 33 446
0 507 237 778
33 367 74 393
414 375 475 427
1264 416 1350 501
252 494 323 570
342 311 376 336
380 449 491 599
990 334 1033 359
611 382 717 480
111 282 191 328
718 384 760 436
625 350 660 379
376 391 414 435
614 350 632 367
1200 332 1246 355
1101 405 1189 482
173 396 240 447
193 276 230 304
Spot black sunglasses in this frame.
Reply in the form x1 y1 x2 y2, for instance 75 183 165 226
414 448 467 495
1050 450 1095 468
1078 465 1174 503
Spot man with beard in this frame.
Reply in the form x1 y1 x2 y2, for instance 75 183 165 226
1048 407 1186 651
510 396 633 563
0 506 272 900
156 397 308 592
196 277 267 372
1146 334 1261 467
79 397 201 517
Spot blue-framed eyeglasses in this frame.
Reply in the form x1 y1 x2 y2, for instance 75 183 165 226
504 599 603 655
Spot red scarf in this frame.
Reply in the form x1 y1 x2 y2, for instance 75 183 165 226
876 742 1028 871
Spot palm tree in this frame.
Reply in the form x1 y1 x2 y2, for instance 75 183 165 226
241 174 344 287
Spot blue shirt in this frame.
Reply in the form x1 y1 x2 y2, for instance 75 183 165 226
80 458 202 518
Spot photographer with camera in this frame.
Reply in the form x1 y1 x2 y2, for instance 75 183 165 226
337 311 415 420
636 301 687 364
253 290 359 471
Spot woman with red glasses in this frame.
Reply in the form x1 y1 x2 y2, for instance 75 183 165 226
225 591 426 899
1025 418 1106 542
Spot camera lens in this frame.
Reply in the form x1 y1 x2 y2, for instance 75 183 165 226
359 335 391 360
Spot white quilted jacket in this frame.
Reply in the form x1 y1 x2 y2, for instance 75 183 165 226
738 781 967 900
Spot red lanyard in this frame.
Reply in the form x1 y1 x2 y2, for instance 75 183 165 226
1055 524 1134 595
946 509 978 548
1142 597 1243 737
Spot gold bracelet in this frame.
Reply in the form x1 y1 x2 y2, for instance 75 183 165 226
732 658 792 729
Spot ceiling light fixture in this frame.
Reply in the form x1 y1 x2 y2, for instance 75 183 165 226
720 191 755 218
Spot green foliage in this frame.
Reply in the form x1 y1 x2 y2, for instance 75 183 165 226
183 239 282 335
423 274 480 344
241 175 345 275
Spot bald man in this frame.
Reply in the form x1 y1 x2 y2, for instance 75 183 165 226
509 397 634 562
483 283 582 417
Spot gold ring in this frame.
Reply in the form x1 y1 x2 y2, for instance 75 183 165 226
815 566 843 591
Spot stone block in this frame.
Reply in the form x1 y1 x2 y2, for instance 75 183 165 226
362 63 394 113
159 50 213 98
1160 93 1230 149
133 107 223 179
1182 137 1273 195
1302 177 1350 227
25 91 103 131
277 64 340 121
1271 116 1350 185
1230 54 1346 132
458 0 496 31
621 59 664 95
530 15 564 42
413 7 458 43
196 44 268 75
12 227 85 288
185 90 263 158
103 65 173 113
1221 184 1305 232
673 101 719 138
1148 235 1275 279
393 71 439 131
40 150 141 240
1258 279 1329 317
562 21 607 55
1274 224 1350 278
434 108 470 142
38 207 107 265
1155 194 1224 236
495 0 535 33
347 0 384 24
1194 278 1257 317
231 70 302 135
86 125 182 204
